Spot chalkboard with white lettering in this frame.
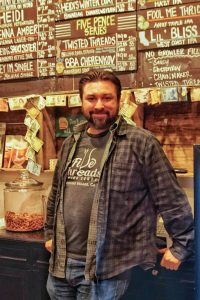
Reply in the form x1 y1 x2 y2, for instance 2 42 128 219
55 12 137 75
55 0 136 20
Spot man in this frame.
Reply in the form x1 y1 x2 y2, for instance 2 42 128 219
45 69 194 300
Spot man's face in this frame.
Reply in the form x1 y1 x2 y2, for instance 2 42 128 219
81 80 119 133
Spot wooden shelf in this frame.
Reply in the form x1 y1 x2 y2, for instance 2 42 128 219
176 172 193 178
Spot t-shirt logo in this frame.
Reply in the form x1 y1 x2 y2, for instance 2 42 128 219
67 148 101 187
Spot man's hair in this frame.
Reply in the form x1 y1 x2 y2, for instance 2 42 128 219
79 69 121 100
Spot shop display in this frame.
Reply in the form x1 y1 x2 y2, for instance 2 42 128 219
4 171 46 232
3 135 28 169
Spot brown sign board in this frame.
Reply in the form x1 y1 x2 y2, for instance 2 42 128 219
0 2 55 63
137 0 200 10
138 2 200 49
137 46 200 88
0 0 36 9
0 58 55 81
55 0 136 20
55 12 137 75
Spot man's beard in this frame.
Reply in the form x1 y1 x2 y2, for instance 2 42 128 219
83 110 118 130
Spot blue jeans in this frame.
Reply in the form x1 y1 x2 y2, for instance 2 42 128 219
47 258 132 300
91 269 131 300
47 258 91 299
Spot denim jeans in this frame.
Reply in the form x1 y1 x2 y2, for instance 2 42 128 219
47 258 91 300
91 269 132 300
47 258 132 300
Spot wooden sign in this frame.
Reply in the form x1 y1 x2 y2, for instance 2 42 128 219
0 1 55 63
0 58 55 81
55 12 137 75
137 46 200 88
38 58 56 78
137 0 200 10
138 2 200 49
55 0 136 20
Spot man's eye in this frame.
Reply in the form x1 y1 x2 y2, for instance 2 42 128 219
87 97 95 101
103 96 113 101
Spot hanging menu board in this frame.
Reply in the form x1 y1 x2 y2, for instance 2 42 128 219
137 0 200 10
137 2 200 50
0 58 55 80
138 46 200 88
0 0 56 80
55 0 136 20
55 12 137 75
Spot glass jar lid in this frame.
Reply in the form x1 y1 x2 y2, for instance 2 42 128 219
5 170 43 189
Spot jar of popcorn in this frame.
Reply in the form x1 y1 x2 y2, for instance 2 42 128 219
4 171 46 232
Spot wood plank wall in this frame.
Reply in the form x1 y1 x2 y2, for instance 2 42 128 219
143 102 200 174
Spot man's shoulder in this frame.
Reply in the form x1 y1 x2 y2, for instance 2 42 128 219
120 118 154 140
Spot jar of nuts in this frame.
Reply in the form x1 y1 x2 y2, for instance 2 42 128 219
4 171 46 232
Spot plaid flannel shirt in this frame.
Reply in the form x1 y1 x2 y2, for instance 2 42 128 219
44 117 194 280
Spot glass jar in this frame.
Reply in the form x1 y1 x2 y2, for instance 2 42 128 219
4 171 46 232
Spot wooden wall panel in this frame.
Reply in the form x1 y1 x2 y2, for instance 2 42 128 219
144 102 200 173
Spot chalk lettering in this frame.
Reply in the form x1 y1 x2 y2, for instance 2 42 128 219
88 36 116 47
171 39 185 46
158 49 184 57
155 0 170 7
76 18 92 30
10 43 37 53
59 1 80 11
17 24 38 37
86 7 116 16
187 48 200 56
80 55 115 66
14 61 34 71
65 57 79 67
85 27 107 36
64 12 83 19
147 9 164 20
183 79 200 86
165 7 177 18
76 15 115 36
0 0 32 6
179 4 200 16
63 39 89 50
0 28 15 39
171 25 198 39
0 9 24 24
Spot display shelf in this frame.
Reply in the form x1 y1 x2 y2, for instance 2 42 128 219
177 172 193 178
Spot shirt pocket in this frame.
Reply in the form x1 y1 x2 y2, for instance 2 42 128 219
110 162 143 192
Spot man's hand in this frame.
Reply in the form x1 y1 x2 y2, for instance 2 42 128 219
159 248 181 270
45 239 52 253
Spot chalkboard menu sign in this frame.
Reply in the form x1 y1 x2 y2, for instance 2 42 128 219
138 46 200 88
0 0 199 87
55 0 136 20
0 0 55 81
137 0 200 10
0 58 55 81
55 12 137 75
138 2 200 49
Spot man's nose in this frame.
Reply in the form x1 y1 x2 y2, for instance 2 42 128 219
94 98 104 109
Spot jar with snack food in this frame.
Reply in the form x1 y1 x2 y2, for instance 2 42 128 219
4 171 46 232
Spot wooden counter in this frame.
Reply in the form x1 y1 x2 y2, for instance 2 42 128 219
0 229 50 300
0 229 195 300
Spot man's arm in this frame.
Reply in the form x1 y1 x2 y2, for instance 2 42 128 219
144 135 194 269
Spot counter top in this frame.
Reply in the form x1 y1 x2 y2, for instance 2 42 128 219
0 228 45 243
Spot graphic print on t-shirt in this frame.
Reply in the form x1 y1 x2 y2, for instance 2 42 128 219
64 131 110 258
67 147 101 188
